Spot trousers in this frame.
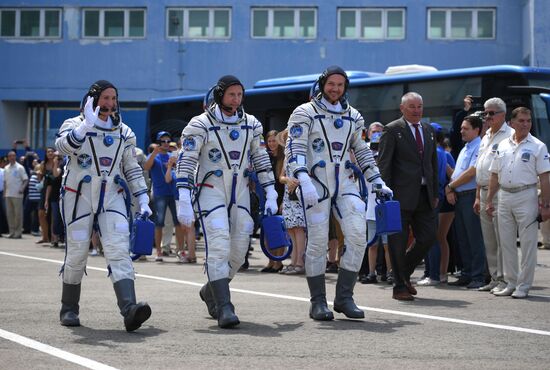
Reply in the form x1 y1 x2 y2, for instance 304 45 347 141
497 188 539 292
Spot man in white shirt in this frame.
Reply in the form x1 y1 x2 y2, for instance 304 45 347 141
486 107 550 298
473 97 513 293
3 151 28 238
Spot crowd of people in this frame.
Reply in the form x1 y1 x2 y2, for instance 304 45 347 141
2 68 550 331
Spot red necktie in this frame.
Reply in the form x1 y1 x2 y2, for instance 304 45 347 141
413 123 424 158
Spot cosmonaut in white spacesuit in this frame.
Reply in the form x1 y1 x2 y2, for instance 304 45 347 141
285 66 392 321
176 75 278 328
56 80 152 332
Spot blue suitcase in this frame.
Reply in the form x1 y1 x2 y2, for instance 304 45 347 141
130 214 154 259
262 214 292 250
375 199 402 235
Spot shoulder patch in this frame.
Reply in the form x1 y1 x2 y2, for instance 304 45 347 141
290 124 303 138
183 137 197 151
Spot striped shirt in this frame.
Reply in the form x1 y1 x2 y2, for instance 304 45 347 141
28 174 42 201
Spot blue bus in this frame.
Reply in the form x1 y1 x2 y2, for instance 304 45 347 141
146 65 550 147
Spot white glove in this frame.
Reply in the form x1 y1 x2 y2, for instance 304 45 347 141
264 185 279 215
137 193 152 217
74 96 99 139
297 172 319 208
372 177 393 197
177 188 194 226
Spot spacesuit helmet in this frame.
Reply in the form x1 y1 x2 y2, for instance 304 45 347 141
204 75 245 118
81 80 121 125
318 65 349 97
213 75 244 103
213 75 245 110
310 66 350 112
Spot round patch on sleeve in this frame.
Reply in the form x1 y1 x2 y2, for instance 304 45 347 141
183 137 197 151
290 124 303 138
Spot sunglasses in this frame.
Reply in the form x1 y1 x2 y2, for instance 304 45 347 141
159 139 171 143
481 110 503 118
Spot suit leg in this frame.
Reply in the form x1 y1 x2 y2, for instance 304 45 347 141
405 188 437 279
387 209 413 291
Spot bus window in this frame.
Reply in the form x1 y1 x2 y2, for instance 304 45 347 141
409 77 481 128
246 90 308 132
531 94 550 146
348 83 404 124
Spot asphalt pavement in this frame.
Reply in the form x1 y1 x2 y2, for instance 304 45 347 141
1 235 550 369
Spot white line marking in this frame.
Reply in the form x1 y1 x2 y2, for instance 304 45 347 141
2 251 550 337
0 328 119 370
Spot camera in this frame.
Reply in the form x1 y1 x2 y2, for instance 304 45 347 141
470 96 484 108
369 131 382 151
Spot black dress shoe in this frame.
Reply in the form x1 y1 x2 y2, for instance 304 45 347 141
392 290 414 301
260 266 274 273
405 281 417 295
448 277 471 286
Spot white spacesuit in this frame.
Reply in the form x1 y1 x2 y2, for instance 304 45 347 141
56 80 152 332
176 75 277 328
285 66 391 321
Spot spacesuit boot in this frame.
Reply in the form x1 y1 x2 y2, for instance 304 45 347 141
199 282 218 319
60 283 81 326
306 275 334 321
210 278 239 328
333 268 364 319
113 279 152 332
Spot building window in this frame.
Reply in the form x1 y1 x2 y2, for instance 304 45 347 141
428 8 495 39
83 9 145 38
167 8 230 39
0 8 61 38
251 8 316 39
338 8 405 40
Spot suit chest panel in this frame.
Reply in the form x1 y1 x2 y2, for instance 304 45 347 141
204 123 252 168
309 114 353 160
75 129 124 173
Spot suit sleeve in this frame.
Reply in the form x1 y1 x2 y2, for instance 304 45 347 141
175 118 208 190
121 126 148 197
376 125 396 187
285 103 313 178
250 117 275 188
349 109 381 182
55 118 86 156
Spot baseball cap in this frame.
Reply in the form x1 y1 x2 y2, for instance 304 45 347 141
156 131 171 141
430 122 443 132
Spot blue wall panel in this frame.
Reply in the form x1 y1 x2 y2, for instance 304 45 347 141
0 0 548 152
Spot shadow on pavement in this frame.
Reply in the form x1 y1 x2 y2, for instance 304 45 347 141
69 325 166 347
526 294 550 302
406 297 471 308
317 317 420 334
194 321 304 337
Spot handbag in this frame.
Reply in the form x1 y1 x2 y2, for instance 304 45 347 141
288 189 299 201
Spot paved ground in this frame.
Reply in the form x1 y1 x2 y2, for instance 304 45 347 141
1 236 550 369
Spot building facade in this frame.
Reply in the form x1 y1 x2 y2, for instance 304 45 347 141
0 0 548 152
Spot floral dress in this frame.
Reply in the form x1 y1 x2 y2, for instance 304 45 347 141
281 167 305 229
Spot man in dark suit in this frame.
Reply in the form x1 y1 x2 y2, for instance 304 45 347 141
377 92 439 300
